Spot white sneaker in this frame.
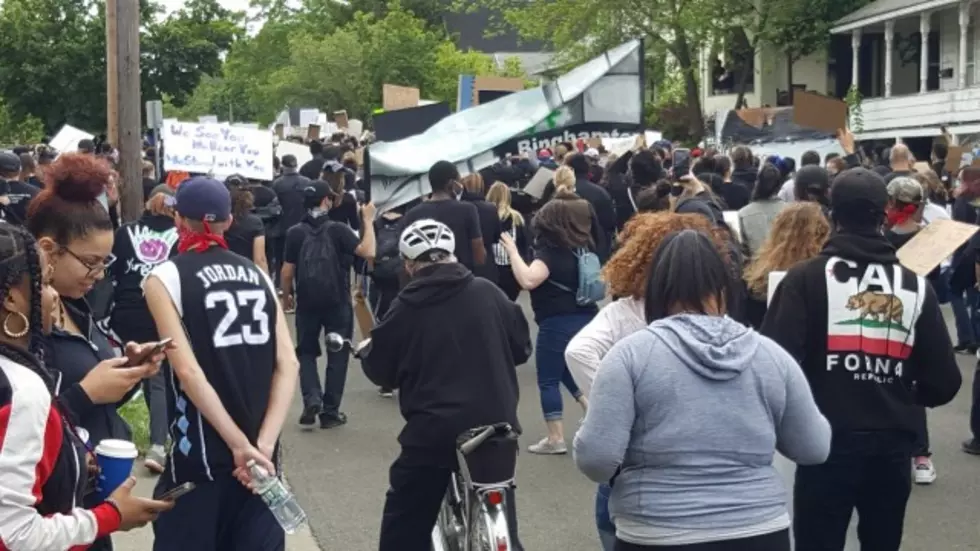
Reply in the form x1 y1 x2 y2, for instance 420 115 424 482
913 456 937 484
527 437 567 455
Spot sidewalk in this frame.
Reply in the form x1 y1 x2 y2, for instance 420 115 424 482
112 471 321 551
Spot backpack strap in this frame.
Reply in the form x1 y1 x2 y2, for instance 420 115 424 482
627 187 638 213
545 248 585 294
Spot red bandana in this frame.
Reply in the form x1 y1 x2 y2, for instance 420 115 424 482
177 221 228 253
885 203 918 227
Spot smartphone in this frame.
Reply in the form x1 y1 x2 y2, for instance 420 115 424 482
672 148 691 180
159 482 195 502
125 338 173 367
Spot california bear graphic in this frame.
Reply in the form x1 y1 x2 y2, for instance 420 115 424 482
845 291 904 325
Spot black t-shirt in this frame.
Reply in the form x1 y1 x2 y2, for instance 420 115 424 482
327 193 361 232
529 245 598 322
400 199 482 269
0 179 39 225
251 184 277 208
225 213 265 261
715 181 750 210
150 247 278 483
284 216 360 307
299 157 325 181
271 172 311 234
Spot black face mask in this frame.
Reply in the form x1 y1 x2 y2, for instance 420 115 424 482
670 184 685 197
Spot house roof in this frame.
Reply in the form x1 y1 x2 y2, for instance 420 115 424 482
831 0 960 34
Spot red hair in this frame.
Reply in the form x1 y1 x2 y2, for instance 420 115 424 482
26 153 113 244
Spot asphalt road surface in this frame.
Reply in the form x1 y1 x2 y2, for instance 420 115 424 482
281 299 980 551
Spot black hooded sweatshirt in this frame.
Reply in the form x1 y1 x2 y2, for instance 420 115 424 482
363 262 531 466
761 232 961 437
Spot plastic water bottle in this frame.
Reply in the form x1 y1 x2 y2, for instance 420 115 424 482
248 460 307 534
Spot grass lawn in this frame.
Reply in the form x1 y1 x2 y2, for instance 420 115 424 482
118 392 151 455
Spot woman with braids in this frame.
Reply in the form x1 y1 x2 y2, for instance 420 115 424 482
25 153 169 549
0 224 173 550
223 174 269 274
565 213 733 551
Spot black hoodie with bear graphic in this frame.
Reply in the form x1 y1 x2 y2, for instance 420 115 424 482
761 232 961 437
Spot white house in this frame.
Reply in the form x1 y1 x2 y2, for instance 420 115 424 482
831 0 980 145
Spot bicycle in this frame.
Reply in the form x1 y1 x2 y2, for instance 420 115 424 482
325 333 521 551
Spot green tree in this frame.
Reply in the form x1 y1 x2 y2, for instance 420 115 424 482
0 98 44 144
0 0 242 133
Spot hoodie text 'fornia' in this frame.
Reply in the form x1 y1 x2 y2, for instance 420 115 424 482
824 256 925 384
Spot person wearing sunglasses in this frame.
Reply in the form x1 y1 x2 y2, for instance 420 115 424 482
26 153 166 551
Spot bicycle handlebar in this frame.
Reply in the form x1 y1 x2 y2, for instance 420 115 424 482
459 423 513 456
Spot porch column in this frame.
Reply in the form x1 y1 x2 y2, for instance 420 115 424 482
921 12 931 92
959 1 970 89
884 20 895 97
851 29 861 89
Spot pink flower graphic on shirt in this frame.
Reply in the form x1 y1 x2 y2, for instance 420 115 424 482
139 238 169 263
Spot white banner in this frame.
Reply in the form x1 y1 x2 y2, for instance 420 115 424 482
162 121 275 181
49 124 95 154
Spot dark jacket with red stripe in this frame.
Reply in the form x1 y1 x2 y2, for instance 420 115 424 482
760 232 961 437
0 355 120 550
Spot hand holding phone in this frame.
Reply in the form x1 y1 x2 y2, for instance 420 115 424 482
124 338 174 367
672 148 692 181
159 482 195 502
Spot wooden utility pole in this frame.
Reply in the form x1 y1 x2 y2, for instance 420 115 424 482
106 0 143 222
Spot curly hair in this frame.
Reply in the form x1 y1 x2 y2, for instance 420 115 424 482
744 202 830 298
27 152 113 244
603 212 730 300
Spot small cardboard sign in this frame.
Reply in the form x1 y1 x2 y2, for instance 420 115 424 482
382 84 421 111
793 90 848 134
274 123 284 139
586 137 602 149
896 219 979 276
946 146 964 172
334 110 349 129
524 167 554 199
307 124 321 140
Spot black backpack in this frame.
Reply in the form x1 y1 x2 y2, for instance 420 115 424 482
296 221 345 308
371 218 403 284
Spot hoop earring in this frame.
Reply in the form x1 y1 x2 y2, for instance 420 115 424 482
3 311 29 339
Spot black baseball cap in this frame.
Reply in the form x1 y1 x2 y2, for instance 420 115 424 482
831 167 888 227
305 179 340 204
0 151 21 174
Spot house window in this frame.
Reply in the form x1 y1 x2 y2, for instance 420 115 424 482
709 29 755 96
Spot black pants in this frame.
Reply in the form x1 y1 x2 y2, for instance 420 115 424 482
269 235 286 287
379 451 524 551
614 530 789 550
794 431 913 551
296 304 353 418
912 406 930 457
971 365 980 440
496 266 521 301
152 475 284 551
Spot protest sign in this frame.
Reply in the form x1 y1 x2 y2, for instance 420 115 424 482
523 167 554 199
334 110 349 128
49 124 95 154
347 119 364 138
274 124 285 139
198 115 219 124
723 211 741 242
161 120 274 181
768 271 787 306
276 140 312 167
946 146 964 172
307 124 321 140
896 219 979 276
299 109 319 128
383 84 421 111
793 91 848 134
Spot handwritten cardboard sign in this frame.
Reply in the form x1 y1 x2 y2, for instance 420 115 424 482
307 124 321 141
793 91 848 134
896 219 979 276
161 121 274 181
946 146 964 172
523 167 554 199
334 110 349 129
383 84 420 111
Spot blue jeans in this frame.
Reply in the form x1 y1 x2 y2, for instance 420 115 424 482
535 313 593 421
296 303 354 418
949 287 980 346
596 483 616 551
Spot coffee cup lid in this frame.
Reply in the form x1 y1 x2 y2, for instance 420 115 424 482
95 439 138 459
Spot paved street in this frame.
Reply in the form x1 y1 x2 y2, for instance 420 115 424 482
281 300 980 551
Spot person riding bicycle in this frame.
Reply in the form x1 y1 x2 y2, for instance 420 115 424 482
363 218 530 551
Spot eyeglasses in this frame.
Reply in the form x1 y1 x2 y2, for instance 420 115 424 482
61 246 116 278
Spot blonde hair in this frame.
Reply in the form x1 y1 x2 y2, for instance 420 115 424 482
744 203 830 298
554 166 575 193
460 173 485 195
486 181 524 226
342 151 358 168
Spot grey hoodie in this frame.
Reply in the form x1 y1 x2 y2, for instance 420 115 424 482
574 314 830 532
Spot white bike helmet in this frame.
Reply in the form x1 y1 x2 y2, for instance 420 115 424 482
399 219 456 260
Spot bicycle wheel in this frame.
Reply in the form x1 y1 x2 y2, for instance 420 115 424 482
437 483 466 551
468 501 511 551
